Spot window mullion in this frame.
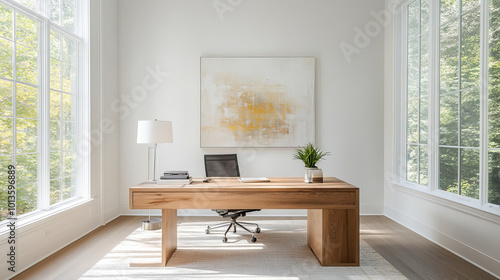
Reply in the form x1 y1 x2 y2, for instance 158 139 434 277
429 0 441 192
457 0 463 196
480 0 490 206
418 0 422 185
400 5 409 184
12 8 18 174
39 16 50 211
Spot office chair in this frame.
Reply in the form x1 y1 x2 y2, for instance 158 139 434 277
204 154 261 243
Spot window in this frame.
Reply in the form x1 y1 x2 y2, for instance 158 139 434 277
0 0 88 222
400 0 500 212
406 0 430 186
490 0 500 205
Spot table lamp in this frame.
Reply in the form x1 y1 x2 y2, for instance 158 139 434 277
137 119 173 230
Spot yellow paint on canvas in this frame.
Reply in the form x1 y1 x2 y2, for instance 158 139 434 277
215 74 294 142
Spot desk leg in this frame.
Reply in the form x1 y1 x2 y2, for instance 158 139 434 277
130 209 177 267
161 209 177 265
307 209 359 266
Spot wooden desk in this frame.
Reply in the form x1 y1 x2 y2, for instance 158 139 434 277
129 177 359 267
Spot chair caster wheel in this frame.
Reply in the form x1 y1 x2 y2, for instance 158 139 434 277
205 229 210 234
222 237 228 243
251 236 257 243
255 227 261 233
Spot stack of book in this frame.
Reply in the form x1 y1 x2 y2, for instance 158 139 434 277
157 171 193 185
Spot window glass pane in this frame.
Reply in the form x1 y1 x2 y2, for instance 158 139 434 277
420 145 428 185
62 62 75 93
16 153 38 216
62 93 74 120
461 7 480 90
440 92 459 145
420 97 428 143
408 1 420 40
408 39 420 100
50 120 60 150
440 0 459 24
439 147 459 193
16 118 37 153
421 0 430 33
16 13 38 50
0 79 13 117
0 117 13 155
407 145 419 183
0 155 14 221
63 121 74 150
462 0 480 12
440 20 459 94
0 38 13 79
63 175 74 200
62 0 75 32
16 45 38 85
50 0 60 24
461 89 480 147
50 58 61 90
16 83 38 118
50 150 60 180
0 5 13 40
489 151 500 205
13 0 38 12
408 98 419 143
421 33 429 95
50 30 61 59
62 36 76 93
63 150 74 176
490 0 500 149
461 148 479 199
50 91 61 120
50 179 61 204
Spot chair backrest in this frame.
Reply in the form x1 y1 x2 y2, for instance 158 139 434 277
204 154 240 177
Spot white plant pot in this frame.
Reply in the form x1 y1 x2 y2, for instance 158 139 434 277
304 167 323 183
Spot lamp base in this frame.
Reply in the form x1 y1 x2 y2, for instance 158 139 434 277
142 217 162 230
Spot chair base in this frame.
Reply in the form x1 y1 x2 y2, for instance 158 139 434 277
206 218 260 243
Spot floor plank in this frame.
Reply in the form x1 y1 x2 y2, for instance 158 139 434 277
361 216 496 280
12 215 496 280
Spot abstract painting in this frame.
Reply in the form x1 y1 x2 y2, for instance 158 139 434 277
200 57 315 148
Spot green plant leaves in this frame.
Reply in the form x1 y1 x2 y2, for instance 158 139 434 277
293 142 330 168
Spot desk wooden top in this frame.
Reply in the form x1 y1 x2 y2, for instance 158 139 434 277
130 177 358 193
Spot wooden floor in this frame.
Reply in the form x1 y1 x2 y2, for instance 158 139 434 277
13 215 496 280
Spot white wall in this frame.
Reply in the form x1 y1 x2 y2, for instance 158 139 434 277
118 0 386 216
383 0 500 277
100 0 121 223
0 1 121 278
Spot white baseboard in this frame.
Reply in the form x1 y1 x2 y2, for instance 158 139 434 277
2 218 102 280
385 205 500 278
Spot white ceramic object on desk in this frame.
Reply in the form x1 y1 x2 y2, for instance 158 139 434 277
305 167 323 183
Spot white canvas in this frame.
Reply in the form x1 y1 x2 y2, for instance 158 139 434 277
200 57 315 147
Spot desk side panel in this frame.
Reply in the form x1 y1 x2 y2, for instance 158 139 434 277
307 209 323 260
162 209 177 265
307 189 359 266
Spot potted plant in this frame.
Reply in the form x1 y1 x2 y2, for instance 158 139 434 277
293 143 330 183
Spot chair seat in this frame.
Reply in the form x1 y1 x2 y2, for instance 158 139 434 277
214 209 260 218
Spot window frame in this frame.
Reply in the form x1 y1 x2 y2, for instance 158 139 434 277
0 0 90 226
394 0 500 216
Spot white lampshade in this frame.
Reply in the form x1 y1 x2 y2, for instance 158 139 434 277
137 120 173 144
